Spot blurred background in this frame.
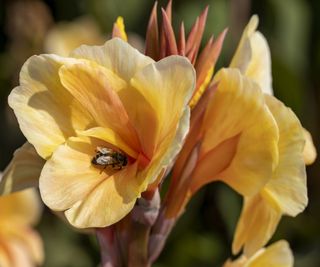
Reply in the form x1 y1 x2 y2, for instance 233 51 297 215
0 0 319 266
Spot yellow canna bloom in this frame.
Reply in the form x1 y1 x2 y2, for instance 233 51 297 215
223 240 294 267
0 188 43 267
7 38 195 228
229 15 314 256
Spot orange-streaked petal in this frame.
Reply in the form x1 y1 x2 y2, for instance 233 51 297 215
230 15 273 95
77 127 138 159
192 68 279 196
139 108 190 186
131 56 195 157
70 38 154 83
8 54 93 159
0 143 44 195
232 194 282 256
263 95 307 217
303 128 317 165
0 189 42 226
59 59 140 151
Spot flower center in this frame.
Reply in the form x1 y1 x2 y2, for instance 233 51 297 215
92 146 128 171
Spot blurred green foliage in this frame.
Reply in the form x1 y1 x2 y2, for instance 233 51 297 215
0 0 319 266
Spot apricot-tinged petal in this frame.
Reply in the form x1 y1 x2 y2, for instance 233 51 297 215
59 60 139 150
6 228 44 265
1 143 45 195
65 162 139 228
303 128 317 165
77 127 138 159
263 95 307 216
197 68 278 196
230 15 273 95
131 56 195 156
140 108 190 186
0 248 10 267
8 54 93 159
232 194 281 256
70 38 154 83
39 136 112 211
0 189 42 226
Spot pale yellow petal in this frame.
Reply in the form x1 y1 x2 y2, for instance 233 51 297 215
224 240 293 267
303 128 317 165
59 59 140 151
246 240 294 267
0 142 44 195
65 161 139 228
230 15 273 95
39 136 111 211
192 68 279 196
70 38 154 83
263 95 307 217
0 189 42 226
131 56 195 157
232 194 282 256
8 54 93 158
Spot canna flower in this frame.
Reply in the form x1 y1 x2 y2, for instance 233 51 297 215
223 240 293 267
162 15 315 257
0 187 43 267
7 37 195 228
228 16 315 256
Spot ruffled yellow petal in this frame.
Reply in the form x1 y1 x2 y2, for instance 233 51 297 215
191 68 279 196
70 38 154 83
59 59 140 150
131 56 195 157
263 95 307 217
303 128 317 165
65 161 138 228
0 189 42 226
39 136 145 228
232 194 282 256
230 15 273 95
39 136 112 211
224 240 293 267
8 54 93 159
0 143 44 195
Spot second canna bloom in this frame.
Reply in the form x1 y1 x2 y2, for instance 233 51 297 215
8 38 195 228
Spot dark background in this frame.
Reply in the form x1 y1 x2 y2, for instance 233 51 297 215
0 0 319 266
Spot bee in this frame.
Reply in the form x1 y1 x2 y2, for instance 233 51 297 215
92 147 128 171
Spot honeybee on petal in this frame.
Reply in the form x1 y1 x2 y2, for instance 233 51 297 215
92 147 128 171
